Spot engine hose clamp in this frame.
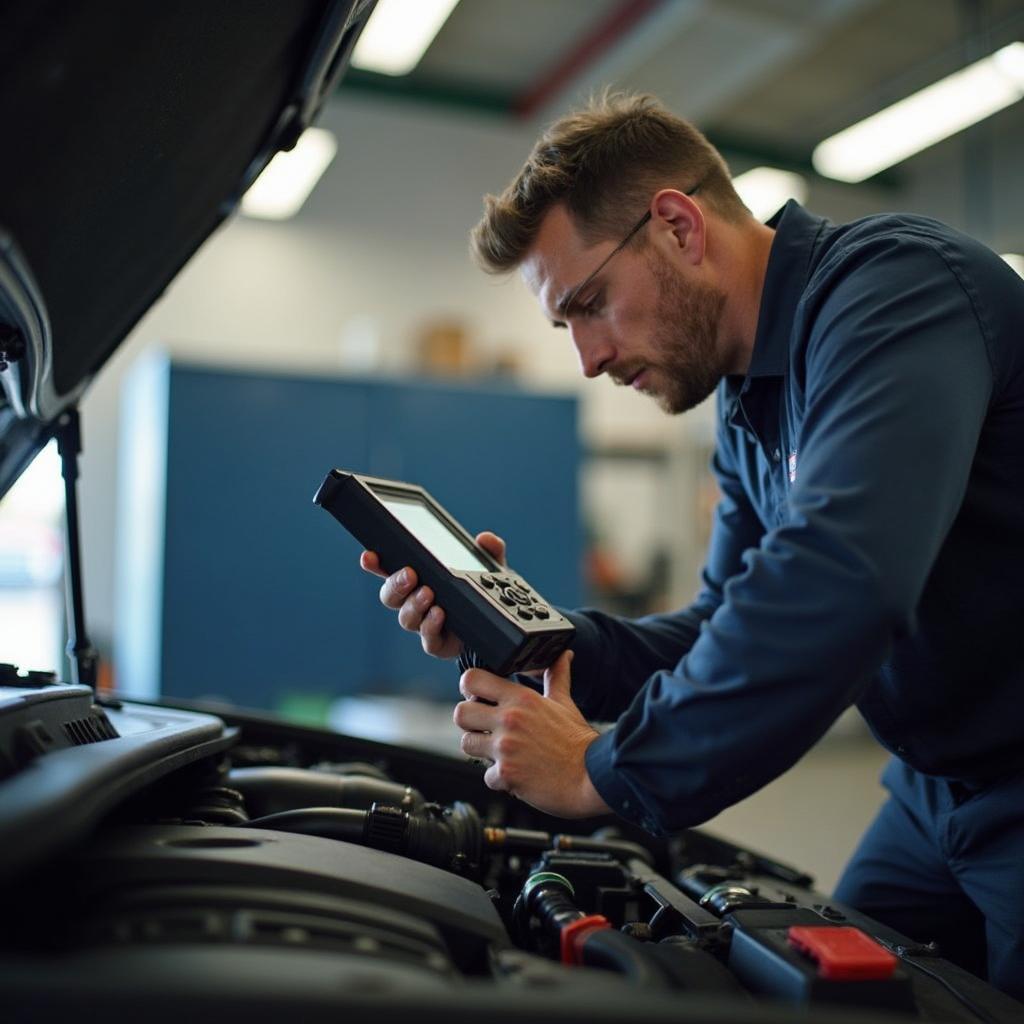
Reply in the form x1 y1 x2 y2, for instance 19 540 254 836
522 871 574 905
699 882 752 909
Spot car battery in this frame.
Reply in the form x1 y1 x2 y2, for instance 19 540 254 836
726 908 916 1013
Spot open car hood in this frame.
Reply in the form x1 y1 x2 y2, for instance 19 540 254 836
0 0 372 497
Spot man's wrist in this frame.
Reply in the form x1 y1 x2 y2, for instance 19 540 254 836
583 728 652 828
578 734 612 816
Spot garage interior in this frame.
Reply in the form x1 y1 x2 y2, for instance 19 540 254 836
2 0 1022 909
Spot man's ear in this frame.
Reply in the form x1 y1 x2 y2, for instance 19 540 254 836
650 188 706 265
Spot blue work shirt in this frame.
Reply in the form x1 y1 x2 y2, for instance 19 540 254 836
577 201 1024 835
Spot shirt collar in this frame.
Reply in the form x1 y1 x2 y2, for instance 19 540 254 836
745 200 826 379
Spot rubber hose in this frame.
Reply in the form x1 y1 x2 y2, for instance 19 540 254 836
577 928 671 988
228 766 422 818
242 807 367 843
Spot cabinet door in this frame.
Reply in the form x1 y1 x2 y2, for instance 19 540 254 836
146 366 581 710
160 366 375 706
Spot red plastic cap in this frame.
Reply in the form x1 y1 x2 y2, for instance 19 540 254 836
560 914 611 965
788 926 898 981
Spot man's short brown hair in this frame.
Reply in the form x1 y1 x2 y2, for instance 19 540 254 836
471 92 748 274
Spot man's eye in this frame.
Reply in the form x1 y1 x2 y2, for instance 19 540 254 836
580 291 604 316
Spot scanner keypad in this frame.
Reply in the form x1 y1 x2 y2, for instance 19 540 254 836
479 572 557 625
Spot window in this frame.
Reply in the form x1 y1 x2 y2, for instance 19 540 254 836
0 442 64 673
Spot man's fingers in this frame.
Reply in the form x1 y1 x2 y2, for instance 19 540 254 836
362 553 462 661
475 531 507 566
397 585 435 631
420 602 444 633
460 668 518 704
379 566 418 610
359 550 386 579
420 606 451 655
483 760 511 793
461 730 493 761
453 698 496 733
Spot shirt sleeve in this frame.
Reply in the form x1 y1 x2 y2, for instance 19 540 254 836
564 390 766 722
585 236 994 833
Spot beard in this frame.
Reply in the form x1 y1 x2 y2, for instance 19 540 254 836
613 248 727 415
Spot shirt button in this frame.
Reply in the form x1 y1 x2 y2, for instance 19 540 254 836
896 745 907 755
772 448 781 462
622 799 631 810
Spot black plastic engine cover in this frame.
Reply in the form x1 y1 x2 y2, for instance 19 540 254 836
66 823 507 971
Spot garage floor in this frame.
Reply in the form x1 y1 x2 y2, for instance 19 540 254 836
703 735 891 894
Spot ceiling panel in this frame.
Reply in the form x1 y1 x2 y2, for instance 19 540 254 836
340 0 1024 177
417 0 623 93
707 0 1024 151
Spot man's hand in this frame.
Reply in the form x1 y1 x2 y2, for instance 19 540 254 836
359 531 506 659
453 651 611 819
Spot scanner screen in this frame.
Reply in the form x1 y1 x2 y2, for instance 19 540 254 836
380 494 491 572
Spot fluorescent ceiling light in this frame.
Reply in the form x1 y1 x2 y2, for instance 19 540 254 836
732 167 808 222
813 41 1024 183
1002 253 1024 278
351 0 460 76
241 128 338 220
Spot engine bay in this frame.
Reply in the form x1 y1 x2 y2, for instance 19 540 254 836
1 681 1020 1023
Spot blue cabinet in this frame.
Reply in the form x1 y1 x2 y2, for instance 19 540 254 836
116 358 582 710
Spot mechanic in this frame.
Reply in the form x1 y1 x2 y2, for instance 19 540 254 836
360 93 1024 995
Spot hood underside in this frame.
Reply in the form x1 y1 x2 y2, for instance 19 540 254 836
0 0 371 497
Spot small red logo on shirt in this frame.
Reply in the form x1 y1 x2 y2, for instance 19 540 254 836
788 451 798 483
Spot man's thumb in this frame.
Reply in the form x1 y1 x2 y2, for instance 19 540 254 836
543 650 574 703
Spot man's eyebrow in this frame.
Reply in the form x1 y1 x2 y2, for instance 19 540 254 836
545 280 586 328
554 282 584 320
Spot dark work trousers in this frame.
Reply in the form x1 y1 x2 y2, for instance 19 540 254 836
834 756 1024 998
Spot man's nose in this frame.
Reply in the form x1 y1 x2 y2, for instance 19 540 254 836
570 324 614 379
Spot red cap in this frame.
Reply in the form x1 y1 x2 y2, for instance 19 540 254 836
788 926 898 981
560 914 611 965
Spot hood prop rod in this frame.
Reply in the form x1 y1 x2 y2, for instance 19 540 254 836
56 408 97 689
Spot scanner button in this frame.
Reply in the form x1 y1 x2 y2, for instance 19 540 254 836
516 608 533 621
480 575 496 589
499 593 516 607
533 606 550 619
